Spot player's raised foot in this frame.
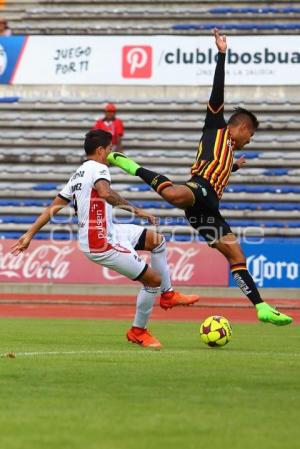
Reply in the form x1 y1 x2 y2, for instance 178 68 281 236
160 290 200 310
107 152 141 176
256 302 293 326
126 327 162 349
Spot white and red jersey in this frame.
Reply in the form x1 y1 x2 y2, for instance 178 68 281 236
59 160 119 253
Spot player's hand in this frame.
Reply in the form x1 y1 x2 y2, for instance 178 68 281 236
213 28 227 53
236 156 246 169
10 233 33 256
135 209 159 226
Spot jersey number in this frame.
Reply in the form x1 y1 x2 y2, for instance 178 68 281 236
72 194 78 215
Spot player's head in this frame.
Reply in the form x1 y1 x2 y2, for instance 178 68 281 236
104 103 116 121
84 129 112 163
228 107 259 149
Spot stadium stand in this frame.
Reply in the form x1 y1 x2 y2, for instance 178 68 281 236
1 1 299 240
2 0 300 35
0 96 300 240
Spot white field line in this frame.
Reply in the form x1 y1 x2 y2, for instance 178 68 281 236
0 349 172 358
1 349 300 359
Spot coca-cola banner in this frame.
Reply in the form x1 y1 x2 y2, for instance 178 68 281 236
0 239 228 286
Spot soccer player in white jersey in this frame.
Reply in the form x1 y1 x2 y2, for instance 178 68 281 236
11 130 200 349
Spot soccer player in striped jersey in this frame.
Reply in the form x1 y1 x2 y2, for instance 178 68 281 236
11 130 200 349
107 29 292 326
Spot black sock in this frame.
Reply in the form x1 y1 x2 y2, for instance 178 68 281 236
136 167 173 194
231 263 263 306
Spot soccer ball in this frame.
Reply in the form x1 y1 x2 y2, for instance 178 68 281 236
200 316 232 347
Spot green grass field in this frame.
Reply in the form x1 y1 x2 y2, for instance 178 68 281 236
0 318 300 449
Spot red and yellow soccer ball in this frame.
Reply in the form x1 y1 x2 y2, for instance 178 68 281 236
200 316 232 347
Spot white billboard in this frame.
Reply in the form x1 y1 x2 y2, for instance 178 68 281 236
1 35 299 85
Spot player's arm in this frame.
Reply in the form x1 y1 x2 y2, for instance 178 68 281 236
11 196 69 255
204 28 227 129
95 180 157 225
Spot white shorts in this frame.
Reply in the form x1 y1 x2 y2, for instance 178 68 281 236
84 224 148 281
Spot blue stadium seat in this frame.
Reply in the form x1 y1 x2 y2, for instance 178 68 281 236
33 183 59 191
0 199 51 207
226 185 300 194
0 97 20 103
2 230 81 241
221 203 256 210
220 202 300 211
243 152 260 159
35 233 75 240
264 169 289 176
127 185 151 192
117 217 188 226
0 216 37 224
0 216 77 224
282 8 300 13
0 232 23 239
132 201 174 209
172 23 300 31
243 237 300 244
269 204 300 211
210 7 300 14
235 152 260 159
228 220 300 228
118 217 300 228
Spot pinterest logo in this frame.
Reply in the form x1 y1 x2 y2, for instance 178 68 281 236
122 46 152 78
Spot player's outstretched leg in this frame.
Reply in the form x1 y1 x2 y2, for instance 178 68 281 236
108 152 194 209
108 151 174 195
215 235 293 326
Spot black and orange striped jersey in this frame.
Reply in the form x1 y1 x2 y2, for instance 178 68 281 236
191 52 238 199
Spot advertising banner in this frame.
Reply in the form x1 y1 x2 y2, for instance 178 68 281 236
0 36 26 84
0 239 228 286
229 241 300 288
1 35 300 85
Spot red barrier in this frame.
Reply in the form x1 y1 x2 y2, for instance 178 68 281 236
0 240 228 286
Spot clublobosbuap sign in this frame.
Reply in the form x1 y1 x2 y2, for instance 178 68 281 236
1 35 299 85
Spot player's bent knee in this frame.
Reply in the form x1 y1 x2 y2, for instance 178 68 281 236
144 230 163 251
229 255 246 265
147 273 161 288
225 247 246 265
151 235 166 253
139 266 161 288
145 279 161 288
215 236 246 265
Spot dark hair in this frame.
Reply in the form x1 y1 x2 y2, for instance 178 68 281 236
228 107 259 130
84 129 112 155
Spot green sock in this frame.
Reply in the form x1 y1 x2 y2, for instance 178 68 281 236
256 303 270 311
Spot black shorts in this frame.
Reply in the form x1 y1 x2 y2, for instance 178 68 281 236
184 176 232 246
